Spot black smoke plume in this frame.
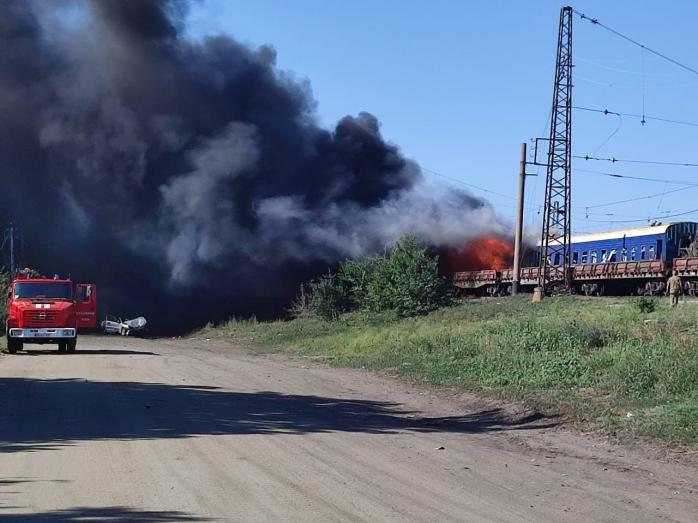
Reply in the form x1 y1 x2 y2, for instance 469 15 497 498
0 0 505 332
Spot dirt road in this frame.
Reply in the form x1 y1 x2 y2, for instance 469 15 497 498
0 336 695 522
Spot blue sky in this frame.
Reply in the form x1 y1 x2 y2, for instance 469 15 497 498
186 1 698 235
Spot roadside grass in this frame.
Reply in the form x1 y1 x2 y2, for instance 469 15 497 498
198 295 698 445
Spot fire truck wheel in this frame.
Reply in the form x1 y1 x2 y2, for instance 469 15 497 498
7 339 21 354
67 339 77 353
58 342 67 352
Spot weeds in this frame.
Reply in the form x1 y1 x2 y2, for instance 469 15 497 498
207 295 698 445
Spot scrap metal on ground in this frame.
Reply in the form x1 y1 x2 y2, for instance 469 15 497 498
101 315 147 336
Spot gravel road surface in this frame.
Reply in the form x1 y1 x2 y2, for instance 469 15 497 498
0 336 696 522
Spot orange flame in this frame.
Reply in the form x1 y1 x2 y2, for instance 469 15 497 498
440 237 514 274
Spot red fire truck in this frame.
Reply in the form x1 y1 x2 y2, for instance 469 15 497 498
5 275 97 353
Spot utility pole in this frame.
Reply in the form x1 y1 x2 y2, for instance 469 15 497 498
539 6 573 293
512 143 527 295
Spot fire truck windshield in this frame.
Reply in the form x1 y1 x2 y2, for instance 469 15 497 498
14 282 72 300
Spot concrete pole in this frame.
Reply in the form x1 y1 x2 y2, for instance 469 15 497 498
512 143 527 295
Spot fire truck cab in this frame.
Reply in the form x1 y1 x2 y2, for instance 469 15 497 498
5 275 97 354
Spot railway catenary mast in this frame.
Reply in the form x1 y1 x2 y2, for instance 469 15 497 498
539 6 573 292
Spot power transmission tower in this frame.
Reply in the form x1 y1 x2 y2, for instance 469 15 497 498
539 6 573 292
1 225 22 275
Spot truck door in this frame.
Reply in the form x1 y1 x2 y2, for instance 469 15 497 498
75 284 97 329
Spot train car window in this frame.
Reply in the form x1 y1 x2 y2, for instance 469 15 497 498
621 248 627 262
640 246 646 260
554 253 561 265
631 247 636 261
656 239 663 259
649 245 655 260
609 249 617 262
581 251 587 264
601 249 607 262
590 250 598 263
572 251 579 264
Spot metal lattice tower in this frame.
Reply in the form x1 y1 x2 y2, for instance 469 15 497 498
539 6 573 292
1 225 22 276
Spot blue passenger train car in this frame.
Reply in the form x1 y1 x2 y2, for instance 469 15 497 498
540 221 698 295
454 222 698 297
565 222 698 265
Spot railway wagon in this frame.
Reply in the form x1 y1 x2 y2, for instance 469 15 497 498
453 222 698 296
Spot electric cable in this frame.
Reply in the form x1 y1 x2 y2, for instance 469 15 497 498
591 112 622 155
574 167 698 186
582 184 698 210
575 206 698 224
572 9 698 77
576 56 683 77
421 167 516 200
574 154 698 168
569 10 698 230
574 105 698 128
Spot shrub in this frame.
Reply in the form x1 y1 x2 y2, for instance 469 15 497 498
364 235 450 316
338 258 373 308
289 284 311 317
297 235 450 320
306 272 350 321
633 296 657 313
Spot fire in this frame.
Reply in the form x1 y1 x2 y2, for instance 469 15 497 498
440 237 514 274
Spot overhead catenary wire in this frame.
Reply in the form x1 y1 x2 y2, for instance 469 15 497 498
654 181 669 216
419 165 691 218
569 12 698 224
591 111 622 155
574 105 698 128
421 167 516 200
575 209 678 219
574 154 698 168
527 107 552 228
575 206 698 224
575 75 698 90
572 9 698 77
582 184 698 210
518 8 698 237
575 56 687 77
641 47 647 125
575 167 698 186
428 11 698 228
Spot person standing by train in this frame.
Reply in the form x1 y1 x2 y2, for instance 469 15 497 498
667 271 683 307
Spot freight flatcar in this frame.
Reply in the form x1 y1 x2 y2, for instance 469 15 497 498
454 221 698 296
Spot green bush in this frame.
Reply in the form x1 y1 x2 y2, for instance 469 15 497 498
298 235 450 320
364 235 450 317
306 272 350 321
338 258 373 308
633 296 657 313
